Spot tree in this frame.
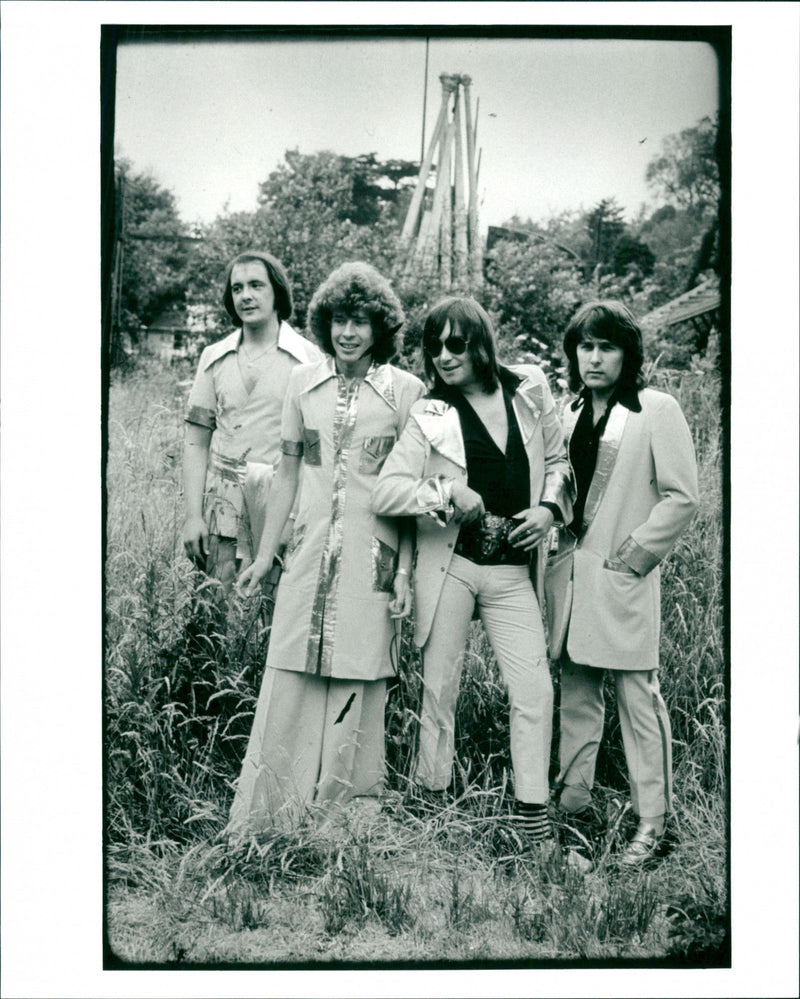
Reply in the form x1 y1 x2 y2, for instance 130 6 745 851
186 150 408 341
114 159 190 349
483 236 585 377
612 232 655 279
645 113 720 219
583 198 626 274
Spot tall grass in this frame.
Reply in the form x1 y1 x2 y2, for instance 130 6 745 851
105 355 726 963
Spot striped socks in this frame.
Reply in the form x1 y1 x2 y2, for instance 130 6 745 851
514 801 553 843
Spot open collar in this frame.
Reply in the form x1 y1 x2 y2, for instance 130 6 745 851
570 384 642 414
277 321 317 363
508 369 545 444
299 358 398 410
201 321 312 370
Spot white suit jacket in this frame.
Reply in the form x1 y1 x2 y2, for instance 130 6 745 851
545 387 699 670
371 364 572 648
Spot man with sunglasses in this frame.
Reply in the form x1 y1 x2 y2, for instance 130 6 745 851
372 296 572 849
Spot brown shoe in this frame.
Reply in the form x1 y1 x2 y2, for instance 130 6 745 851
618 821 662 867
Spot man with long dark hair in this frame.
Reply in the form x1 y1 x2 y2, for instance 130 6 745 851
546 300 698 866
373 296 572 847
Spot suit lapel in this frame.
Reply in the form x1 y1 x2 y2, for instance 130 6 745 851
580 402 630 534
414 401 467 470
511 377 543 445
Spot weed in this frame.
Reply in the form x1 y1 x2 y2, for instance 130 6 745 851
106 359 726 962
319 840 415 936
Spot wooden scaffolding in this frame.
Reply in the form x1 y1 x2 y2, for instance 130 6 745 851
401 73 483 293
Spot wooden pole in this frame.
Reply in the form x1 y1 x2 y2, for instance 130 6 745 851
419 114 453 280
439 117 454 289
420 38 429 164
455 77 471 289
463 80 483 291
401 74 455 244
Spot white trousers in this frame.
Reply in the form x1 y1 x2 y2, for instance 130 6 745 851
228 667 386 835
557 659 673 819
417 555 553 804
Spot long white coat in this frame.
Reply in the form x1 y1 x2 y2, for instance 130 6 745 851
545 387 698 671
371 365 572 648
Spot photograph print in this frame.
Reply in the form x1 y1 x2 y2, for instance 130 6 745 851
102 23 730 969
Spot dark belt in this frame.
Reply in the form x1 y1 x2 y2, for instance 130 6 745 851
454 513 530 566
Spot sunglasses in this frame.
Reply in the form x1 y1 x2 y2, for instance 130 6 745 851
424 333 469 357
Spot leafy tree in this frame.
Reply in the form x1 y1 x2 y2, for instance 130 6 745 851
483 236 585 377
645 113 720 219
115 159 189 346
584 198 626 274
186 150 408 343
612 232 655 279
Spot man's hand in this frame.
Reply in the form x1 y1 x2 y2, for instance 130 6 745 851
450 481 485 525
183 515 209 563
237 556 275 598
389 572 412 619
508 506 555 550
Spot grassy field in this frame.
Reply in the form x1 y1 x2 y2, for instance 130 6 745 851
104 354 727 966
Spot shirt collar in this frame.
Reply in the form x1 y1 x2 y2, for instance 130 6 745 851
299 357 397 409
276 321 316 363
571 384 642 413
201 322 311 370
364 363 397 410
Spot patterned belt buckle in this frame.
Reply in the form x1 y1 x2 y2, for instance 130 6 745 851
478 513 513 559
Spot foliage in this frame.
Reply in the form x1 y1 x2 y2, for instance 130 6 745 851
483 235 585 375
106 360 726 963
115 159 190 344
184 151 407 344
646 113 721 220
319 839 415 936
583 198 626 273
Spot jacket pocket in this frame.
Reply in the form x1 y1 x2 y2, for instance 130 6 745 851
602 557 639 575
360 434 396 475
303 429 321 466
371 537 397 592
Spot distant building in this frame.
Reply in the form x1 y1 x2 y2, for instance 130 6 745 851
145 304 190 360
640 278 721 344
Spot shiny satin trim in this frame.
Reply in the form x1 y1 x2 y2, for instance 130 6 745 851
305 373 361 676
510 379 543 444
540 468 572 509
580 402 629 535
616 536 660 575
415 475 456 524
413 401 466 469
371 536 397 591
364 364 397 411
185 404 216 430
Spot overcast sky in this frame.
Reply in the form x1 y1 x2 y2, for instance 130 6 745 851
115 34 719 231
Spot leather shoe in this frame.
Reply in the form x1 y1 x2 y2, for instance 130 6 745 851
618 821 662 867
